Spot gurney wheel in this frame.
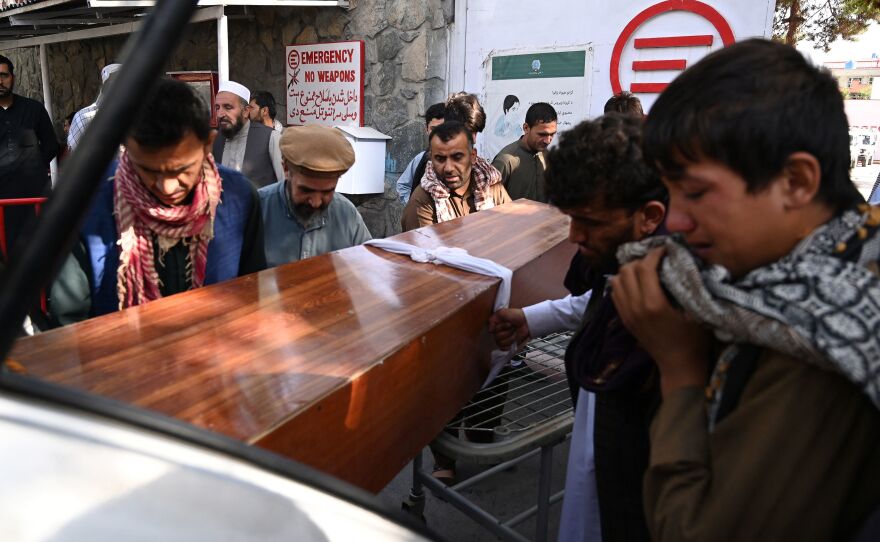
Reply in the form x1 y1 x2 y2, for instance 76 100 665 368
402 496 427 523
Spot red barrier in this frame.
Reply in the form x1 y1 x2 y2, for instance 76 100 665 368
0 197 49 313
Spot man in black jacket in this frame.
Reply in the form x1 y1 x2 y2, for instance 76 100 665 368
0 54 59 256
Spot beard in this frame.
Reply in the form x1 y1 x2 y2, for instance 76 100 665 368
219 115 245 138
583 226 636 273
294 202 329 222
438 167 471 191
0 82 12 98
442 177 467 191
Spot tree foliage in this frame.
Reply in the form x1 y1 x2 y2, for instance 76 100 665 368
774 0 880 51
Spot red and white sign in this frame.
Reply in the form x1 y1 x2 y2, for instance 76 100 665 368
610 0 734 96
286 41 364 127
455 0 773 118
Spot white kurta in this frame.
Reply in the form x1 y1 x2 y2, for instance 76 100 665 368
521 293 602 542
558 389 602 542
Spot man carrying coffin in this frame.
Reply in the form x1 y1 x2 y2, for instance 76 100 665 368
259 125 371 266
49 78 265 325
401 120 511 231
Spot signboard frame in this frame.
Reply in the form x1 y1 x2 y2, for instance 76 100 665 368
285 39 365 127
481 45 594 159
167 71 219 127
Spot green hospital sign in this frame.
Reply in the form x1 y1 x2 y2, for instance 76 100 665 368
491 51 586 80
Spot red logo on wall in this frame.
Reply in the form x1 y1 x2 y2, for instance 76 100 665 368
610 0 735 95
288 50 300 70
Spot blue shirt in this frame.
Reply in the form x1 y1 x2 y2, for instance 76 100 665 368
258 180 372 267
395 151 425 204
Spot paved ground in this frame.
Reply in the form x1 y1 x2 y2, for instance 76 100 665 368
379 443 569 542
853 163 880 200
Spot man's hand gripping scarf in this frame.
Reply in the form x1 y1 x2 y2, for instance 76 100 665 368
617 205 880 411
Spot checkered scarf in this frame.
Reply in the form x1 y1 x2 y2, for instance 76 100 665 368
617 205 880 410
420 156 501 223
113 150 222 309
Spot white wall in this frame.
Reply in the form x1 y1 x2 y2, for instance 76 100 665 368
449 0 774 153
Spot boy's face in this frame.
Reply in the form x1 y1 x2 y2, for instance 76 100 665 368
126 130 211 207
663 160 795 279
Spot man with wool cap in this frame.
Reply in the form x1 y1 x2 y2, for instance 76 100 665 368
213 80 284 188
258 124 371 267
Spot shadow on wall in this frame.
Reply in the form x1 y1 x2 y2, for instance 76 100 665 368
343 173 404 239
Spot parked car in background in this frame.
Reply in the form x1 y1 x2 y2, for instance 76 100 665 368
850 128 878 167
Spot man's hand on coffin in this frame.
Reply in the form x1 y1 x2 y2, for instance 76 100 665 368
609 247 712 398
488 308 530 349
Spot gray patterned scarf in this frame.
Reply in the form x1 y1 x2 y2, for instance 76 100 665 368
617 205 880 410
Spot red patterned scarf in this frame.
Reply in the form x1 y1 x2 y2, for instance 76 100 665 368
113 150 222 309
420 155 501 223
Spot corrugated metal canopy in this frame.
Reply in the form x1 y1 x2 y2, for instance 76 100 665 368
0 0 349 49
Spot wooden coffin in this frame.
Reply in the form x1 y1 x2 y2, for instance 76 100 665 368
8 199 573 491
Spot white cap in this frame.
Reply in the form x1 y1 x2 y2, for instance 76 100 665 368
101 63 122 83
217 80 250 103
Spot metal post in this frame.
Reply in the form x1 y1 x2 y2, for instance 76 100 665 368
412 449 424 497
38 44 57 186
217 9 229 83
536 444 553 542
417 470 532 542
447 0 468 94
403 448 427 519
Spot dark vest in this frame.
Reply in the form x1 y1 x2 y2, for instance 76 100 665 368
213 121 277 188
564 252 656 542
80 163 255 317
410 151 430 191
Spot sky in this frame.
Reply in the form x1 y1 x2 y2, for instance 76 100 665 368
798 21 880 64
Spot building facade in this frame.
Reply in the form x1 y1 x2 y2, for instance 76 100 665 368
825 59 880 99
0 0 451 178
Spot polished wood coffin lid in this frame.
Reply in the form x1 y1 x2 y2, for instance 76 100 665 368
9 199 573 491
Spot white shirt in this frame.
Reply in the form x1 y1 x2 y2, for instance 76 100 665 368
67 102 99 150
522 292 591 337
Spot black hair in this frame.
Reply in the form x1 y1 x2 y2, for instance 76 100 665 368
429 120 474 147
0 55 13 75
128 78 212 149
445 92 486 133
251 90 277 120
425 102 446 125
525 102 557 127
644 38 861 211
545 113 665 211
503 95 520 114
604 92 643 116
